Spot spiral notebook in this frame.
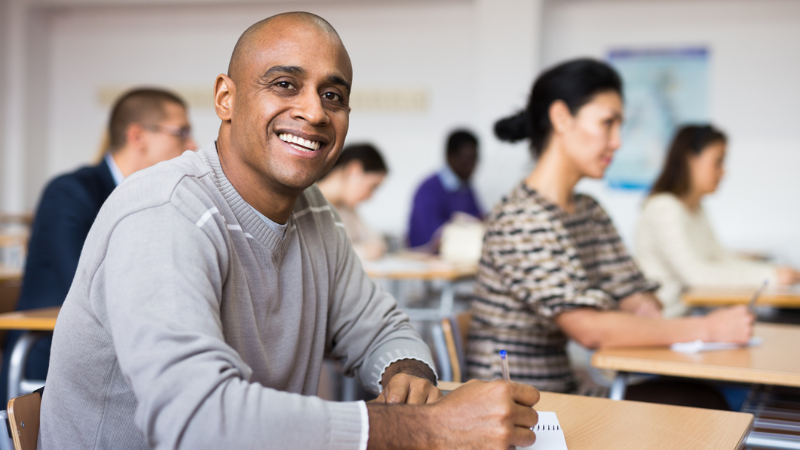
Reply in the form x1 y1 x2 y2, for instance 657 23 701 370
518 411 568 450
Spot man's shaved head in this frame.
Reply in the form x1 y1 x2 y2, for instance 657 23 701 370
228 12 341 82
213 11 353 222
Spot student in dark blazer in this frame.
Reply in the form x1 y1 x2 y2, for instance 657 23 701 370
1 88 196 401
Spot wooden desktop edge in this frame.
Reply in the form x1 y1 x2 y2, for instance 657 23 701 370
0 306 60 331
682 288 800 307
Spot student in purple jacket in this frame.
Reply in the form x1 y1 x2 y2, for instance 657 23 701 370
407 129 483 248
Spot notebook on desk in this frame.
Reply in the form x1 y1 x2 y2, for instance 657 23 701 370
518 411 568 450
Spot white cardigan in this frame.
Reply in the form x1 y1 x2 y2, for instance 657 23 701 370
635 193 775 318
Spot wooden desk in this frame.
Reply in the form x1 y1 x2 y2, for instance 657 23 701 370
0 307 59 331
0 265 22 284
0 307 60 400
593 323 800 389
438 382 752 450
363 253 477 321
363 252 477 281
683 287 800 308
593 323 800 449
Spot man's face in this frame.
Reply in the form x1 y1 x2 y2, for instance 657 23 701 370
228 21 352 195
448 143 478 182
141 102 197 168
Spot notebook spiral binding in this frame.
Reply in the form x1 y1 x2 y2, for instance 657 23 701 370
534 424 560 431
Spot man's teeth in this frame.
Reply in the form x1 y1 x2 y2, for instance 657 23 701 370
278 133 321 151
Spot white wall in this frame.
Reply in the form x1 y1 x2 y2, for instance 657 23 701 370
20 0 542 237
4 0 797 264
0 0 7 197
542 0 800 265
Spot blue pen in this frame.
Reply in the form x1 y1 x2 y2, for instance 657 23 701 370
500 350 510 381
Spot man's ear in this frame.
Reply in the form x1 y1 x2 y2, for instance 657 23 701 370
549 100 573 134
215 74 235 121
125 123 146 151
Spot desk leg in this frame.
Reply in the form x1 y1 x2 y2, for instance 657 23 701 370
438 281 455 318
7 331 49 400
608 372 629 401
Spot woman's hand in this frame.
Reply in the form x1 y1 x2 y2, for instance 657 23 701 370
776 266 800 286
704 306 754 344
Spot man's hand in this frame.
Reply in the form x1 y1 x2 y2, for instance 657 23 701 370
430 380 539 449
367 380 540 450
619 292 663 319
376 359 442 405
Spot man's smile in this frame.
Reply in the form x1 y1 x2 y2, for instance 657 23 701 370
278 132 322 152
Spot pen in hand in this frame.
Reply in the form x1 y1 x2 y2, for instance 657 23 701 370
500 350 510 381
748 279 768 314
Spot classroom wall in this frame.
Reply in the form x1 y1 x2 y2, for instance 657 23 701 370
0 0 7 200
3 0 540 238
542 0 800 265
2 0 797 265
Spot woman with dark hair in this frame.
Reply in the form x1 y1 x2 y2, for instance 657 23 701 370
636 125 800 318
317 143 388 261
466 59 752 405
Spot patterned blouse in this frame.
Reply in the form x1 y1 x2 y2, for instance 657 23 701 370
466 183 657 393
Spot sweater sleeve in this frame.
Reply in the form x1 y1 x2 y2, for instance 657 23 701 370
486 213 616 319
327 207 437 394
99 204 364 450
640 195 775 286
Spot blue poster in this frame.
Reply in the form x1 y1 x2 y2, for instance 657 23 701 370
606 48 709 189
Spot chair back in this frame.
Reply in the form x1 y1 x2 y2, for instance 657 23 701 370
7 390 41 450
439 312 472 383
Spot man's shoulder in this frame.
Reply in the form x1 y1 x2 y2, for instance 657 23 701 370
413 172 444 198
101 150 217 225
36 162 114 216
44 161 109 196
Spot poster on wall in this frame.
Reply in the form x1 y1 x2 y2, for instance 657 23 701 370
606 47 709 190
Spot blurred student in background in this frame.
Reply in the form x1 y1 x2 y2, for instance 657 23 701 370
467 59 752 408
317 143 388 261
407 129 482 248
0 87 196 401
636 124 800 318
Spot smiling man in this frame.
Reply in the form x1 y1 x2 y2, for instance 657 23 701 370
38 12 539 450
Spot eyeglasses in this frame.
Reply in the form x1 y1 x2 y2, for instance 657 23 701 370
142 124 192 141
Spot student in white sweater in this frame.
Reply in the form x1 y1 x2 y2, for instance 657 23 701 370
637 125 800 318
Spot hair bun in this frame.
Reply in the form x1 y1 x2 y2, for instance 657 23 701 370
494 110 532 143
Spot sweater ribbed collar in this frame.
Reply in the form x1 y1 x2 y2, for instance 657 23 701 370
200 142 291 259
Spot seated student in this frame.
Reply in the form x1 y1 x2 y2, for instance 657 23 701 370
408 129 482 248
637 125 800 318
317 143 388 261
466 59 753 406
0 87 196 402
39 13 540 449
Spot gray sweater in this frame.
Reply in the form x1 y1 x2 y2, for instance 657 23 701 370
39 144 435 449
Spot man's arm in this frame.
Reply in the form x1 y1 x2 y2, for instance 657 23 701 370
325 200 440 402
408 183 448 247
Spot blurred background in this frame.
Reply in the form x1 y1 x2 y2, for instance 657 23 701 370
1 0 799 265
